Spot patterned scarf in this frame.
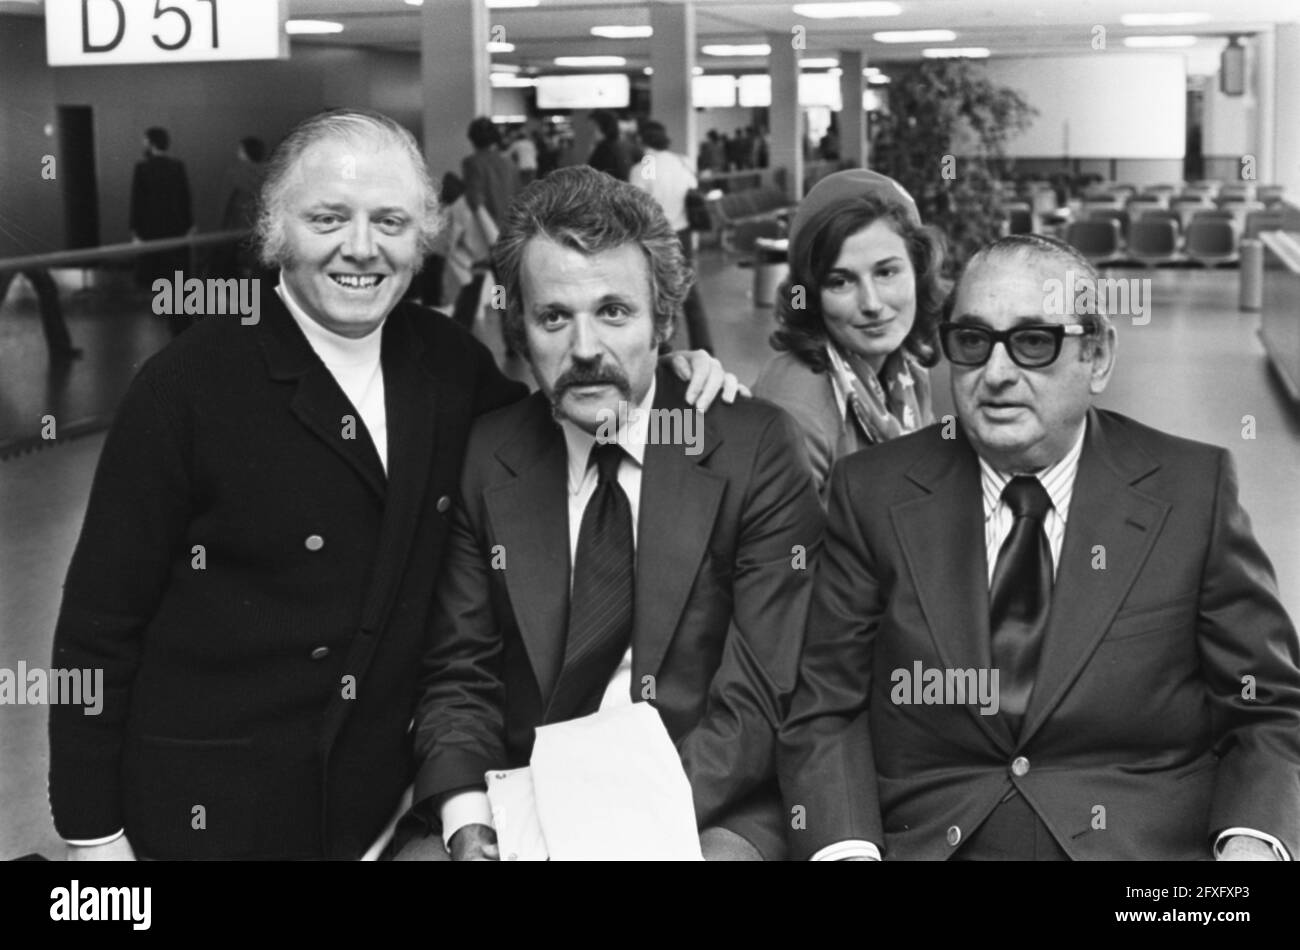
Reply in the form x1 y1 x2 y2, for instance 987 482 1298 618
826 343 930 445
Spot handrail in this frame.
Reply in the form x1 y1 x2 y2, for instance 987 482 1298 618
0 229 250 274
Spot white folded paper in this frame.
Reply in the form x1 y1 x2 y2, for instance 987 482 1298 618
485 702 703 861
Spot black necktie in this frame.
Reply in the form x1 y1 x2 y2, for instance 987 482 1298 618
548 442 635 722
989 475 1054 739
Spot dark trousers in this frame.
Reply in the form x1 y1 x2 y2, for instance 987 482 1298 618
676 229 713 354
952 788 1070 861
0 268 76 355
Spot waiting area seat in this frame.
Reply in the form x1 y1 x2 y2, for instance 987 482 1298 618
1184 218 1240 267
1065 219 1125 266
706 187 793 254
1127 219 1181 267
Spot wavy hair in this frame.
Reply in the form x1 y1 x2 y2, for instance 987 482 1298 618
492 165 692 356
254 109 442 269
771 194 950 373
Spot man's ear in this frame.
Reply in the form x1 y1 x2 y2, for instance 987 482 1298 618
1088 322 1118 395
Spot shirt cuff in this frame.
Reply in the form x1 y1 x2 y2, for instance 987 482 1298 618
810 840 882 861
1214 827 1292 860
64 829 126 847
440 791 494 850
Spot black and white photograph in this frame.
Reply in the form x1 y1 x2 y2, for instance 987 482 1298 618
1 0 1298 926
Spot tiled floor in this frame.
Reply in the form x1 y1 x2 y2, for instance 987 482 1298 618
1 252 1297 859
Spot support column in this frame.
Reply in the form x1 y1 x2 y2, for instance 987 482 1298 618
421 0 490 182
768 31 802 200
838 49 866 170
649 1 697 164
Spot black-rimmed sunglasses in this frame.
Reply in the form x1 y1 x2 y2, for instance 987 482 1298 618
939 321 1090 369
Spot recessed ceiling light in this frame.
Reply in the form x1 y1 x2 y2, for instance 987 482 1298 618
491 75 537 88
828 67 843 76
487 0 540 8
488 41 515 53
493 63 521 74
867 74 891 84
643 67 653 75
554 55 628 67
702 44 772 56
692 66 704 75
792 2 902 17
921 47 990 58
404 1 423 6
1123 35 1198 48
800 58 840 68
1121 13 1212 27
591 26 653 39
875 30 957 43
285 20 344 35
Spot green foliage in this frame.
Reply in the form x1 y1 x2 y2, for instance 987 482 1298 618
872 60 1037 271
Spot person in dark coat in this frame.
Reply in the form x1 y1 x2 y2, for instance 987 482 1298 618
129 127 193 310
586 109 630 181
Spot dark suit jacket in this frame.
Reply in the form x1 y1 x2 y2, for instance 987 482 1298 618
779 408 1300 860
413 368 824 858
48 289 527 859
129 154 192 238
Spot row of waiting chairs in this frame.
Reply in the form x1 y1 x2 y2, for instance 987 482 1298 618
1065 217 1244 267
1083 181 1286 206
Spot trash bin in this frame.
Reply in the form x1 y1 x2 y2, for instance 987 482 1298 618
1240 238 1263 312
753 237 789 308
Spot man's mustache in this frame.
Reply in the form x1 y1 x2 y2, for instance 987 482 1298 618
554 362 631 397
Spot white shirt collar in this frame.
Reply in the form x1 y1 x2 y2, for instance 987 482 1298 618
978 417 1088 522
560 376 656 494
276 280 384 368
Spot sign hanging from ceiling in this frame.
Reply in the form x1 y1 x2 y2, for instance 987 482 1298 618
46 0 288 66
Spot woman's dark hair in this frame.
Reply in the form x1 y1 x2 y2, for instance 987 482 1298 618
770 195 950 372
640 121 671 152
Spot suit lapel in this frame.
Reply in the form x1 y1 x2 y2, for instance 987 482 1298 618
485 397 571 705
257 289 387 501
631 369 727 689
892 429 1011 750
1017 410 1168 747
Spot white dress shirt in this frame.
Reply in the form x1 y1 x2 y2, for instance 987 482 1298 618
630 149 696 232
278 281 388 473
440 381 656 847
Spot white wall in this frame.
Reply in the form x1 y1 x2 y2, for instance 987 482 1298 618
1274 24 1300 198
978 54 1185 160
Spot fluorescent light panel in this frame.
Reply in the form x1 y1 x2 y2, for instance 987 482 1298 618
285 20 343 35
554 55 627 66
792 2 902 17
591 26 653 39
702 44 772 56
922 47 990 58
875 29 956 43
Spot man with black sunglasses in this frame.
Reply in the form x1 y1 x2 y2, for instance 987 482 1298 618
779 233 1300 861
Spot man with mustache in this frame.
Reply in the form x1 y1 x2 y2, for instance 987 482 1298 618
779 234 1300 861
407 166 823 860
